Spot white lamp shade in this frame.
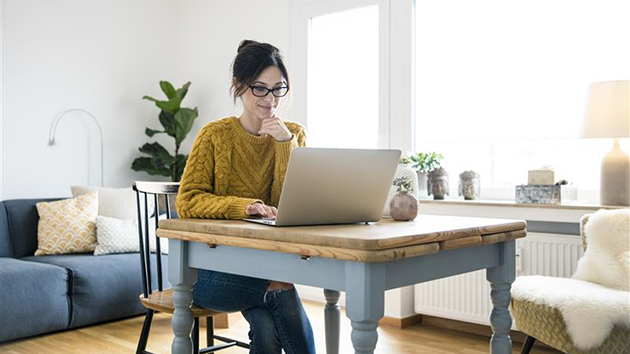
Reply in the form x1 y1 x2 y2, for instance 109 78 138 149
581 80 630 139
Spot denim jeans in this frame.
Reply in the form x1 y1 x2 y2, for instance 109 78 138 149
193 269 316 354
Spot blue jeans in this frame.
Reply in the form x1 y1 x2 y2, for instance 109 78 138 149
193 270 316 354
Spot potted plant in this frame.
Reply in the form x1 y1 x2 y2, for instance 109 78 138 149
132 81 198 182
389 176 418 221
409 151 444 197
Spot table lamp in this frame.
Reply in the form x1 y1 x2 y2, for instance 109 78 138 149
581 80 630 206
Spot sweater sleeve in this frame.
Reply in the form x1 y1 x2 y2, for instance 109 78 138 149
176 126 262 219
270 127 307 207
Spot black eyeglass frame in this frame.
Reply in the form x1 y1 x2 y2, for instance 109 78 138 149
248 85 290 98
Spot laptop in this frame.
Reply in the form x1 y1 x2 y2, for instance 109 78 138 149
244 147 401 227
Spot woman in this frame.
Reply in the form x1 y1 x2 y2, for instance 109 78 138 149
176 40 315 354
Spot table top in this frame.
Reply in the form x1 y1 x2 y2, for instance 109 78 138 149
158 215 526 262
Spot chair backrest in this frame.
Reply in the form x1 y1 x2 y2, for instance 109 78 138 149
132 181 179 298
580 214 591 251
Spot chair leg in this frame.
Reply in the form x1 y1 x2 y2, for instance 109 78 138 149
520 335 536 354
193 317 200 354
136 310 154 354
206 316 215 347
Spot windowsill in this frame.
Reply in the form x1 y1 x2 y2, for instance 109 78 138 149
417 198 627 224
418 198 626 211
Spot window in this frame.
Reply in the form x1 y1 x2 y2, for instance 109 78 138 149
308 6 380 148
291 0 390 149
414 0 630 202
291 0 628 203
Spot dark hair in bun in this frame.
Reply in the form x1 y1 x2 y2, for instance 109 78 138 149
231 40 289 102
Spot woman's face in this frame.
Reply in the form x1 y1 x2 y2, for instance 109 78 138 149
239 65 287 121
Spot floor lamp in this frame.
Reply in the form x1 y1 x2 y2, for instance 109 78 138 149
48 108 104 187
581 80 630 206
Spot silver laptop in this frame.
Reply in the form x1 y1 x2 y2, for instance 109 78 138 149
244 147 401 227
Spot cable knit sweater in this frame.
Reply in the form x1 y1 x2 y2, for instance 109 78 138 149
176 116 306 220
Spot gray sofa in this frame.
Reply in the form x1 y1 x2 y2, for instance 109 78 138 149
0 198 167 343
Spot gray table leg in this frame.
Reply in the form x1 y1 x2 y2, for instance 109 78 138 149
486 240 516 354
169 239 198 354
324 289 341 354
345 262 385 354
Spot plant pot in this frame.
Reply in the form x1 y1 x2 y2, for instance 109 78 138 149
389 192 418 221
417 171 428 197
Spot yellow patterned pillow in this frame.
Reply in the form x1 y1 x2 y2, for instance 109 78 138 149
35 192 98 255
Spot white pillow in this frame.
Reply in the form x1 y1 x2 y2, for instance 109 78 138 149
71 186 155 220
94 215 168 256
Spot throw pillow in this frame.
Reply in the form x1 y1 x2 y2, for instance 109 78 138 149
71 185 155 220
94 215 169 256
35 192 98 255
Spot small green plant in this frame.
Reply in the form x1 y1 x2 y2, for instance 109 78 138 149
392 176 413 194
132 81 199 182
399 156 413 164
409 151 443 174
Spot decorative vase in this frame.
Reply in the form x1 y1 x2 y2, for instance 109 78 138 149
383 164 419 216
417 171 428 197
389 192 418 221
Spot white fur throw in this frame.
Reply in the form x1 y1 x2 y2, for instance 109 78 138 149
512 276 630 350
572 209 630 291
511 209 630 350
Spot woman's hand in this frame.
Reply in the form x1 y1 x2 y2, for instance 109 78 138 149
259 116 293 142
245 203 278 219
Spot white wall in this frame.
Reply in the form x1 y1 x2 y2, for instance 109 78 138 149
1 0 180 199
1 0 414 320
1 0 291 199
174 0 292 156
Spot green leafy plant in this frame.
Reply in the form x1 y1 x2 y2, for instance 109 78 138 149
132 81 198 182
409 151 443 174
399 156 413 164
392 176 413 194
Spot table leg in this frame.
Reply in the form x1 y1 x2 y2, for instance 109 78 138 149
168 239 197 354
486 240 516 354
345 262 385 354
172 284 194 354
324 289 341 354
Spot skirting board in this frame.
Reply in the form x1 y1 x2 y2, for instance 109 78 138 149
421 314 557 350
379 314 422 328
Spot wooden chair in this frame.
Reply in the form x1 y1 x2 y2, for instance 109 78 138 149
133 181 250 354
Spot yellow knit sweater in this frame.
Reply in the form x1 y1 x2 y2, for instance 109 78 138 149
176 116 306 220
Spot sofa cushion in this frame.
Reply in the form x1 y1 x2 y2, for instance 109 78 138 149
0 257 70 342
22 253 169 328
0 203 11 257
3 199 62 258
35 193 98 256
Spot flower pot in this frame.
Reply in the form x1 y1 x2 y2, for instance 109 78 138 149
389 192 418 221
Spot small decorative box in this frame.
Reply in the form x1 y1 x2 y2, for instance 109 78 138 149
515 185 577 204
527 169 555 185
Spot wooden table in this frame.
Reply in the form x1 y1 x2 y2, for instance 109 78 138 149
158 214 526 354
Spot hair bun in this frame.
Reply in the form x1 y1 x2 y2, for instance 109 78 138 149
237 39 259 53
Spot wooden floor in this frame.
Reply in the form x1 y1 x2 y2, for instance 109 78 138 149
1 300 559 354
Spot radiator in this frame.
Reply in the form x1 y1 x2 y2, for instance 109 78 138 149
414 232 585 326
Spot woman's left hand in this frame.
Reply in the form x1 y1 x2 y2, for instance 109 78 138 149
259 116 293 142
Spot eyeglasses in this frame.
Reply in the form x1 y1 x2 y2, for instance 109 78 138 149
249 85 290 98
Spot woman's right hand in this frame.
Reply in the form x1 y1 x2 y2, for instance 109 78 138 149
245 203 278 219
